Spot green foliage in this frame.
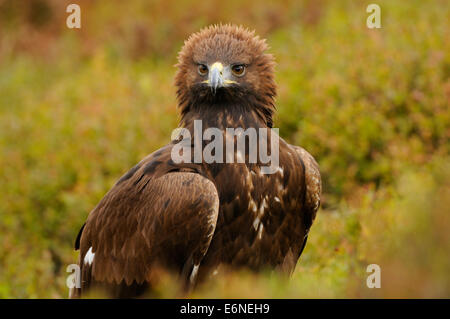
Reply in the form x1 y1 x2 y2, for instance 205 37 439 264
0 0 448 298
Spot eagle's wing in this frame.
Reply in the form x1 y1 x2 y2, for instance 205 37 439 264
72 147 219 297
270 144 321 275
289 144 321 228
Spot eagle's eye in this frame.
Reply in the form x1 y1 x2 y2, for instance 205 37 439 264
231 64 246 77
198 64 208 76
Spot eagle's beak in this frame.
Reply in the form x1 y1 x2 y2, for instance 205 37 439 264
209 62 224 93
202 62 237 94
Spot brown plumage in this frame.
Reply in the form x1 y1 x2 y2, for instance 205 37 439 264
71 24 321 298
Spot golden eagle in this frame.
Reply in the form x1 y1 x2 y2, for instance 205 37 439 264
71 25 321 298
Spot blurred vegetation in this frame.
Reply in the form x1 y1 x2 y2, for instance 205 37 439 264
0 0 448 298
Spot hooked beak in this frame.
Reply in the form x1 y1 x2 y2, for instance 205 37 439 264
209 62 224 93
202 62 237 94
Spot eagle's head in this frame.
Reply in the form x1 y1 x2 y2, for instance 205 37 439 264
175 24 276 127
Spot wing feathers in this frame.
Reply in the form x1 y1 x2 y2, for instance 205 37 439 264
289 144 322 227
76 164 219 295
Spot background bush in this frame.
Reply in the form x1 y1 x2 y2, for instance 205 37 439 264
0 0 448 298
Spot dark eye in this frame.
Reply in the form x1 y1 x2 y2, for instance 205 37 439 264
198 64 208 76
231 64 246 77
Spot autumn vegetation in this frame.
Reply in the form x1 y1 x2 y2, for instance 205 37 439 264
0 0 448 298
